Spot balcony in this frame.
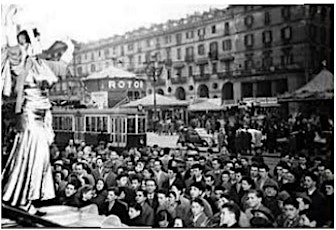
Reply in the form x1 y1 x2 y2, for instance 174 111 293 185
165 59 172 66
193 74 210 82
184 55 194 63
171 76 188 84
218 71 233 79
208 52 218 60
149 77 166 86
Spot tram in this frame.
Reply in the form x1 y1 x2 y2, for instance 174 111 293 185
51 107 146 150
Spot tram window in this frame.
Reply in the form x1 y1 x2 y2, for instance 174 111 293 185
102 117 107 132
127 117 136 133
86 117 91 132
138 117 146 133
92 117 96 132
97 117 102 132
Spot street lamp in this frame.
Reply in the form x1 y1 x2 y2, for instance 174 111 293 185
145 53 163 132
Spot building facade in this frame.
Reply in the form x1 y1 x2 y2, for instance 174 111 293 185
70 4 333 105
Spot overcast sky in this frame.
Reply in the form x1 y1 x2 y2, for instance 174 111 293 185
3 0 327 49
3 0 228 48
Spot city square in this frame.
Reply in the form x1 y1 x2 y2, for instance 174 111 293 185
1 2 334 228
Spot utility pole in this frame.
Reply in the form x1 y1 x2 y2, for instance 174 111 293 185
145 53 163 133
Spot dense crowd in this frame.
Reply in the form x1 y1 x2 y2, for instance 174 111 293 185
25 133 332 228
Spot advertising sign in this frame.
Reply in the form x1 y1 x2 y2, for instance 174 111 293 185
91 91 108 109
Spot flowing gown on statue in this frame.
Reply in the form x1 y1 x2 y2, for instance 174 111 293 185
2 55 66 207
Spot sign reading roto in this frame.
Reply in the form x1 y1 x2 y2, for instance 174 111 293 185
108 80 144 89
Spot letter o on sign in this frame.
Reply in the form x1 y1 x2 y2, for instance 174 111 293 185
134 81 140 88
118 81 125 88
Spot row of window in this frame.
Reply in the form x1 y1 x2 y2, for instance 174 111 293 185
53 116 74 131
85 116 108 132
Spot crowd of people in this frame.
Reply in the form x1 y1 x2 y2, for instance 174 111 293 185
23 135 332 228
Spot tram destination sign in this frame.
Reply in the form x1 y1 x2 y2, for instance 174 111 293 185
108 80 144 90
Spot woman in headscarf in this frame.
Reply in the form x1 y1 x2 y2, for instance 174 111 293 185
2 8 74 215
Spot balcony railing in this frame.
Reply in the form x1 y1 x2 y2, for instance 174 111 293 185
218 71 233 79
184 55 194 63
193 74 211 82
171 76 188 84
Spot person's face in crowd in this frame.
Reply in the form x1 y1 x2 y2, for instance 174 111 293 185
131 179 140 190
186 157 194 168
75 164 84 176
170 185 181 200
276 166 283 177
118 176 128 187
192 168 202 178
135 191 146 204
303 176 315 190
212 160 221 170
143 169 152 179
284 172 296 184
250 167 259 178
157 193 167 206
241 180 251 191
135 162 144 173
241 158 249 167
264 186 277 197
191 202 204 217
167 169 176 179
54 172 62 183
325 185 334 195
235 172 243 183
55 165 62 172
148 159 155 169
77 151 84 159
324 169 333 180
214 189 224 200
128 207 141 219
152 150 159 158
127 161 134 170
83 189 94 201
217 196 229 209
229 170 236 181
284 204 299 220
299 157 307 165
81 142 86 147
247 192 261 208
226 162 234 170
259 168 267 179
317 165 325 175
173 218 184 227
96 180 105 191
190 186 202 199
205 176 214 186
107 190 117 202
96 158 103 168
296 197 309 211
110 151 119 161
313 159 322 167
153 161 162 172
199 159 206 166
69 139 74 146
146 180 156 194
168 193 177 205
65 184 77 197
220 207 235 226
18 33 29 48
222 173 230 183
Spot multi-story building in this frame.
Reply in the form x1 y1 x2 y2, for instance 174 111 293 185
70 4 333 106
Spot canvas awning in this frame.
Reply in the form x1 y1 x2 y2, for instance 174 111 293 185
279 69 334 102
188 98 223 111
121 94 189 108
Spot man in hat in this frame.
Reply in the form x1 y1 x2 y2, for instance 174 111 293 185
250 206 275 226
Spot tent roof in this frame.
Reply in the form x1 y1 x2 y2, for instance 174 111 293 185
280 69 334 101
121 94 189 107
84 66 142 80
189 98 223 111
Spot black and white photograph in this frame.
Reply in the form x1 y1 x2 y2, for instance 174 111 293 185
1 0 334 228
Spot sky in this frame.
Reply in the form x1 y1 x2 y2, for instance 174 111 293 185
2 0 228 49
2 0 329 49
